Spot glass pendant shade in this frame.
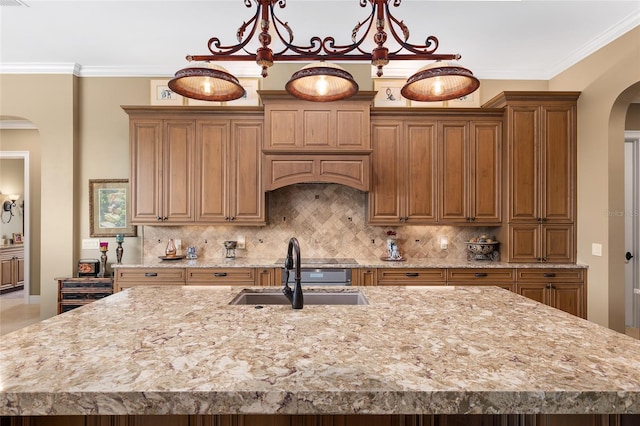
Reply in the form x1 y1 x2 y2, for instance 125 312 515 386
401 61 480 102
168 62 246 102
285 62 359 102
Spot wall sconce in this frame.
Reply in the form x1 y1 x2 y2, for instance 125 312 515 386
2 195 20 224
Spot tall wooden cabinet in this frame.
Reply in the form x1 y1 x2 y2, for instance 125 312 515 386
1 245 24 291
123 107 266 225
485 92 580 263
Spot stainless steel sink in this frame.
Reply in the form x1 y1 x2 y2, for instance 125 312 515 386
229 289 369 306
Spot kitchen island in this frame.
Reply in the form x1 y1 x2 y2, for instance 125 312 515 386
1 285 639 425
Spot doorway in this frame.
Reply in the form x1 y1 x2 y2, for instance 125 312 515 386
0 151 30 304
624 131 640 338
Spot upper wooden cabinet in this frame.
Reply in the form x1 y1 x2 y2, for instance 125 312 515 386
261 91 374 152
369 110 503 225
195 119 265 224
486 92 580 263
438 119 502 224
129 119 195 223
368 118 438 224
123 107 265 225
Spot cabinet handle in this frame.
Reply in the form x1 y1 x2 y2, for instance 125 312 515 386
537 217 542 223
230 217 236 221
474 273 488 278
550 285 556 289
542 258 547 262
471 217 476 222
543 273 556 278
156 216 162 221
144 273 158 277
542 218 548 222
545 284 552 289
224 217 230 221
214 272 228 277
405 273 419 277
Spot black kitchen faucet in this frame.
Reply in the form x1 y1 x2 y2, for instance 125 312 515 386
282 237 304 309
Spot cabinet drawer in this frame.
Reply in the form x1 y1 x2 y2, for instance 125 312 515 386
115 268 186 283
60 291 112 301
187 268 256 285
377 268 446 285
516 268 584 282
447 268 515 283
60 280 113 290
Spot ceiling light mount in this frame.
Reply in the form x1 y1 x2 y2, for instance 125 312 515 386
170 0 479 103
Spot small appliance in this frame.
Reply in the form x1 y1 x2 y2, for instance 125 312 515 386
77 259 100 277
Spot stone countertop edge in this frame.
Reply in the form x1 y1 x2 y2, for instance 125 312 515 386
1 286 636 416
112 258 589 269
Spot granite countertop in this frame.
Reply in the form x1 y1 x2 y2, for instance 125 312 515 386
1 285 637 416
113 257 589 269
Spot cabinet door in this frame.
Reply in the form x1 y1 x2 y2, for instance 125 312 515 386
509 224 540 263
542 224 574 263
405 122 437 223
0 258 12 287
470 120 501 223
369 122 403 224
16 256 25 285
438 121 469 223
549 283 584 318
163 120 195 222
508 106 540 222
195 120 229 222
230 120 265 223
256 268 276 286
541 104 575 223
516 282 548 306
358 268 377 286
130 120 163 223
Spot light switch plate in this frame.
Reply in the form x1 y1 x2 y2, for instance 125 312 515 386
237 235 245 249
82 238 100 250
592 243 602 256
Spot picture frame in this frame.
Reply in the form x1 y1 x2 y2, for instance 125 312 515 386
447 88 481 107
89 179 137 238
373 79 408 108
150 79 184 106
186 98 223 107
12 232 23 244
410 99 445 108
225 78 261 106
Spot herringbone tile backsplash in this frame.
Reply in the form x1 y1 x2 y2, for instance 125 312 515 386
143 184 499 261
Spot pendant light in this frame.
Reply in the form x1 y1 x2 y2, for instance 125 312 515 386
401 61 480 102
285 62 359 102
168 62 245 102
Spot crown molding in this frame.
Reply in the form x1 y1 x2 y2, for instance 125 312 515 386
0 63 80 75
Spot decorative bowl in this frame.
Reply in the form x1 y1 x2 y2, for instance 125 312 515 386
466 242 500 261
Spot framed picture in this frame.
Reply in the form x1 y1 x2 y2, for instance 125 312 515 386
89 179 137 238
150 79 184 106
12 233 23 244
447 88 481 107
186 98 223 106
373 79 408 107
225 78 261 106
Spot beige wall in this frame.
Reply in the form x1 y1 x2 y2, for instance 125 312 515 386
550 26 640 330
627 104 640 129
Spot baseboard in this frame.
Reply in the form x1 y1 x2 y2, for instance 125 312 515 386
27 295 41 304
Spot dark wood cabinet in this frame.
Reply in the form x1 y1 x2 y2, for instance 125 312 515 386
56 277 114 314
515 268 586 318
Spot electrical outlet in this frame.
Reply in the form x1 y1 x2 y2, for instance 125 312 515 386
634 288 640 295
174 239 182 250
592 243 602 257
82 238 100 250
237 235 245 249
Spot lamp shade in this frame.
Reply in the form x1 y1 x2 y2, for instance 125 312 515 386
401 61 479 102
285 62 359 102
168 62 246 102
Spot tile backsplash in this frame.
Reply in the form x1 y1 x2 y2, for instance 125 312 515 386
143 184 500 261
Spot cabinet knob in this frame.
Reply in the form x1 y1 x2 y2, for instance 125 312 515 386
156 216 162 221
230 217 236 221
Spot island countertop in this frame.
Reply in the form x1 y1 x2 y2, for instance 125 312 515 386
1 285 638 416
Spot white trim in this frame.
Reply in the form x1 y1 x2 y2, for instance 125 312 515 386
625 131 640 329
27 295 40 304
0 120 37 130
0 63 81 75
0 151 30 305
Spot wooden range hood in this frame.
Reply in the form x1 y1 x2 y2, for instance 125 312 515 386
261 91 374 192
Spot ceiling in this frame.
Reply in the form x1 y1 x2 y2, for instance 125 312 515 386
0 0 639 81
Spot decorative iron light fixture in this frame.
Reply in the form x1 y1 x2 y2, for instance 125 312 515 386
169 0 479 103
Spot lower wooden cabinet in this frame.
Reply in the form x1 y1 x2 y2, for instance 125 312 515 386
187 267 255 285
113 268 186 292
446 268 515 291
0 245 24 291
377 268 446 286
515 269 585 319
